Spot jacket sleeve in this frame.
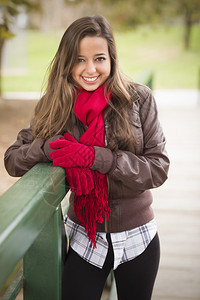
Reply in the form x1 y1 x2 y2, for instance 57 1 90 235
4 125 63 177
90 85 170 192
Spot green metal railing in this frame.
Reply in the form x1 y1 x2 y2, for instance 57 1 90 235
136 68 154 90
0 163 68 299
0 70 154 300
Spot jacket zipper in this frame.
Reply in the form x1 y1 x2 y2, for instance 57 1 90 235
105 216 108 233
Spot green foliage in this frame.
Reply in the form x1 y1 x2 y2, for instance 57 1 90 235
163 0 200 22
103 0 200 24
103 0 162 28
0 0 40 34
0 26 14 40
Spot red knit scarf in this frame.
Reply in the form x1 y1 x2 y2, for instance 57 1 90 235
70 85 111 248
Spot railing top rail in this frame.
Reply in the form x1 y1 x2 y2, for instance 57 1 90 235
0 163 67 289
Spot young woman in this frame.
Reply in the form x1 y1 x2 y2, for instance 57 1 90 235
4 15 170 300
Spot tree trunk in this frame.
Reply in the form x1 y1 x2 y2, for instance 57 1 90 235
184 11 192 50
0 38 5 97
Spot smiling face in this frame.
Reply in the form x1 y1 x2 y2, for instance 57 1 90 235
72 36 111 91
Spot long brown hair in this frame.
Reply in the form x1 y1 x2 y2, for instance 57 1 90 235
33 15 138 152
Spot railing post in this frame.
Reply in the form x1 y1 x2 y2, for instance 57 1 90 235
135 68 154 89
23 204 66 300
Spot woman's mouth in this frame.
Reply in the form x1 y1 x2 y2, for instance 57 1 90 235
82 76 99 83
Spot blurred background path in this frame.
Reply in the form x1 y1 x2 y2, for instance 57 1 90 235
152 89 200 300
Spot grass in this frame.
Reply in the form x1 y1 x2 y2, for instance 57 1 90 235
116 24 200 89
2 30 62 92
2 24 200 92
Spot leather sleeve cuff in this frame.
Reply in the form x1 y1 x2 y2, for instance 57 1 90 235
43 135 64 160
90 146 115 174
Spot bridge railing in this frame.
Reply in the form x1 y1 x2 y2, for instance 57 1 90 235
0 163 68 299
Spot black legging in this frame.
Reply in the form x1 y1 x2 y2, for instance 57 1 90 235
62 233 160 300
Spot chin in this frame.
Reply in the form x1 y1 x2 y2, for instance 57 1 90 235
82 84 101 91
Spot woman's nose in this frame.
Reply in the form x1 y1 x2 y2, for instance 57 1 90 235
86 61 96 74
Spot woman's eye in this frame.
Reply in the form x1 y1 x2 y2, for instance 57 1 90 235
77 58 85 63
96 57 106 62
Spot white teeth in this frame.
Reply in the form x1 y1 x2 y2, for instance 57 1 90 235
83 76 98 82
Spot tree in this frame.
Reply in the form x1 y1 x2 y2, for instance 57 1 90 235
0 0 39 97
101 0 200 49
163 0 200 49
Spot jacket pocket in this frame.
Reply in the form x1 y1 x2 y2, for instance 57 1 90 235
129 111 143 153
129 110 142 128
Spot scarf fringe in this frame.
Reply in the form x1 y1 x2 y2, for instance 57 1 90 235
74 171 111 248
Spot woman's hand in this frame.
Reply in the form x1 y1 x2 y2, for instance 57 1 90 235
49 133 95 168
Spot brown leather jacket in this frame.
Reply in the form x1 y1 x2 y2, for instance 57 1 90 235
4 83 170 233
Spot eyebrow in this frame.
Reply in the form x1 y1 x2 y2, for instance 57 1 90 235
95 53 107 56
78 53 107 57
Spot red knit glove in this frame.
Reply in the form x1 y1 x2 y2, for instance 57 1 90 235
49 133 95 168
66 168 94 196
